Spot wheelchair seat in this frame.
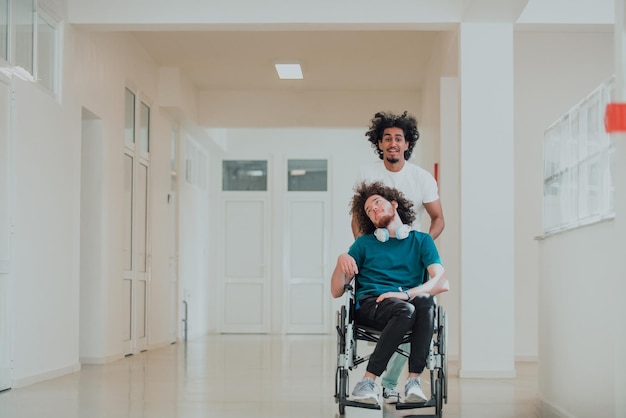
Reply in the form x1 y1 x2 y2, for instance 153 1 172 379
334 282 448 416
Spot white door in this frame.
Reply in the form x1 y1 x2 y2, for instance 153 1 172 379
0 75 12 391
122 91 151 354
122 153 134 354
135 160 149 352
219 195 270 333
284 195 330 333
122 156 149 354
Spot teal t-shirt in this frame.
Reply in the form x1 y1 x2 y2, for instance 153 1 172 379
347 230 441 303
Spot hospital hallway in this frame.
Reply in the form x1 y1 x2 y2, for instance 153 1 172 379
0 334 538 418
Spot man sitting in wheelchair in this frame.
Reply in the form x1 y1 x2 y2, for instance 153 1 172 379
331 180 449 405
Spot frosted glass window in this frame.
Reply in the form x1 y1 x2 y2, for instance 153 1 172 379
124 89 135 147
542 78 614 234
139 102 150 154
15 0 33 74
222 160 267 191
0 0 8 61
36 13 56 92
287 159 327 191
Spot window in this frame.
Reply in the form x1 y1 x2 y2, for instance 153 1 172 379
222 160 267 191
0 0 8 61
124 89 135 147
35 11 57 92
542 78 615 234
139 102 150 154
287 159 327 191
14 0 33 74
3 0 60 94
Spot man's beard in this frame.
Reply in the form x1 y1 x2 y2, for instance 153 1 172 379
385 156 401 164
374 213 394 229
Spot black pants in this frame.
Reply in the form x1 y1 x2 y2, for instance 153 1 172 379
355 295 435 377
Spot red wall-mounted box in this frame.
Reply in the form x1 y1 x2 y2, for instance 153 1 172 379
605 102 626 133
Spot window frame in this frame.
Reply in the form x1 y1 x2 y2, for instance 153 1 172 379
542 78 615 236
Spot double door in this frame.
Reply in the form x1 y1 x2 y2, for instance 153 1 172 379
218 158 331 334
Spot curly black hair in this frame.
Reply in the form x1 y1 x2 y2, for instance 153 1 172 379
365 111 420 160
350 181 416 235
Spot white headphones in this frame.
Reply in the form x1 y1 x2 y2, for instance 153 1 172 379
374 224 411 242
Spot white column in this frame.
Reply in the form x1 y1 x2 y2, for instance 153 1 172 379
439 77 461 360
459 23 515 378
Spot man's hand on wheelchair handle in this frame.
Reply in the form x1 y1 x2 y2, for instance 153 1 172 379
337 253 359 277
331 253 359 298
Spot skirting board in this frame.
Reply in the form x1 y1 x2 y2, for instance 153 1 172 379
458 368 516 378
80 352 124 365
536 395 575 418
13 362 81 388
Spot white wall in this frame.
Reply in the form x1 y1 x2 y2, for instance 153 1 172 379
537 223 618 417
514 31 614 364
79 112 106 361
514 30 616 417
71 30 163 359
8 22 211 385
11 78 81 386
197 90 422 128
177 134 212 338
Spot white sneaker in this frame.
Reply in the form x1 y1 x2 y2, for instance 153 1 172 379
382 387 401 404
351 377 379 404
404 377 427 403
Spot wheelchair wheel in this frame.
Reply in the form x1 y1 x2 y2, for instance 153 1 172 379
337 367 348 415
337 305 347 359
435 373 443 417
335 305 349 414
438 306 448 403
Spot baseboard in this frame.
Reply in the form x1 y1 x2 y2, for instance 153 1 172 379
458 368 516 378
444 354 537 363
13 362 81 388
536 395 575 418
147 340 177 350
79 352 124 365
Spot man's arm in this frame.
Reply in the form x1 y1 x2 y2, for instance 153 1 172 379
424 199 445 240
331 253 359 298
407 263 448 297
375 263 448 303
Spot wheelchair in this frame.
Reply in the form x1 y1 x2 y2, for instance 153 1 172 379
334 282 448 416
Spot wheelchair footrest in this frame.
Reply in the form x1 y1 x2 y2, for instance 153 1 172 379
341 399 382 410
395 397 435 410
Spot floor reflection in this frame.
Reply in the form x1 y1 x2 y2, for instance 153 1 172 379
0 334 538 418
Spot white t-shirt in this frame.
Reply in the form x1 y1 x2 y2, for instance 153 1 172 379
357 161 439 231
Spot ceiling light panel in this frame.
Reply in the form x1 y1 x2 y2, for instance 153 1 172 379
275 64 303 79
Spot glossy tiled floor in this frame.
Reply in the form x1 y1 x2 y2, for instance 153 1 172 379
0 334 538 418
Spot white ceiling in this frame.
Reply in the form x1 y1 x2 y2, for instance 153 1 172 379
130 30 446 93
